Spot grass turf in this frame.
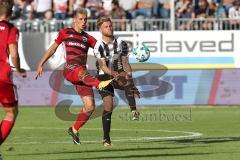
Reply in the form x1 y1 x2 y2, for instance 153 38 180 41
0 106 240 160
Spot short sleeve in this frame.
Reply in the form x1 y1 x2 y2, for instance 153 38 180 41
55 29 64 45
88 34 97 48
7 27 19 45
121 41 129 56
93 41 105 60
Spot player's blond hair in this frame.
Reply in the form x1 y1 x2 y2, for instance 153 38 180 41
74 8 88 17
97 16 112 28
0 1 13 17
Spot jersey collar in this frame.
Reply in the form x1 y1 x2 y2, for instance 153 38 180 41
102 36 117 45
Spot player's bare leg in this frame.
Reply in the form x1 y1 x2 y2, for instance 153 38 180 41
0 103 18 145
102 95 113 147
68 96 95 145
66 70 112 145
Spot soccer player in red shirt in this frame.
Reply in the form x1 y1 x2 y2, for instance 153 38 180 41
35 8 112 145
0 1 26 145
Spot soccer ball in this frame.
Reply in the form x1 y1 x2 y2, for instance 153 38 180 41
132 45 150 62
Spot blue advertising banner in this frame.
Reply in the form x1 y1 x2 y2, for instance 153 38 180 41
56 70 214 106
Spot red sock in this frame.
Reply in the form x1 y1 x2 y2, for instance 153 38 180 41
0 118 15 144
82 74 100 87
73 109 91 131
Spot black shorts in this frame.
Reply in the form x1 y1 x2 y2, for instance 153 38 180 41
96 74 114 98
97 73 139 98
96 74 126 98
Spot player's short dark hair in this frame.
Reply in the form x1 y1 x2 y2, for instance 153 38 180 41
97 16 112 28
74 8 88 17
112 0 119 6
0 1 13 17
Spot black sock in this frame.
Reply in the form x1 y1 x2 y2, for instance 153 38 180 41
102 110 112 141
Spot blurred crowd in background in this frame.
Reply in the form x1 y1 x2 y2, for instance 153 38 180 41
2 0 239 21
0 0 239 31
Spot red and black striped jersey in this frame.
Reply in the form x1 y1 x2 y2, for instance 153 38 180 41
55 28 97 67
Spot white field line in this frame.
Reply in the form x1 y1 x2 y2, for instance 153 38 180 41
6 127 203 145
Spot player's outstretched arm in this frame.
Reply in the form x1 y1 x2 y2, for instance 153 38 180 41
8 44 27 78
35 43 59 80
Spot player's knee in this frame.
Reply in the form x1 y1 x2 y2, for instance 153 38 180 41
3 103 18 117
103 101 113 112
83 105 95 114
5 107 18 119
86 108 95 114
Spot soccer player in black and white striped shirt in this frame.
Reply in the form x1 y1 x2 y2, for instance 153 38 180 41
94 16 140 146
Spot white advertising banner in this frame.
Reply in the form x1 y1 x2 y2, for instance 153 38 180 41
17 31 240 70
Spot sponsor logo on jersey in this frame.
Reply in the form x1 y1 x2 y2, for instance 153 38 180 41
0 26 5 30
64 64 77 70
82 36 87 42
67 42 86 49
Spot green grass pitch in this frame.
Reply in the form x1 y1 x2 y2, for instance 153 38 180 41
0 106 240 160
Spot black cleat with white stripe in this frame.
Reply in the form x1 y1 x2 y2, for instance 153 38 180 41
67 127 81 145
103 138 112 147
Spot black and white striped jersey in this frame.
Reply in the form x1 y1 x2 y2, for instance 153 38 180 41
93 37 129 75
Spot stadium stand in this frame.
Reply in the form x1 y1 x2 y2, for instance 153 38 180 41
6 0 240 31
